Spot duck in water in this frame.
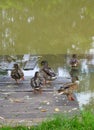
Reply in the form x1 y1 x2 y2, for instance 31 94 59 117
11 63 24 84
69 54 79 78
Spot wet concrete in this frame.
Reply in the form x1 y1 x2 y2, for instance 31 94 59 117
0 76 79 126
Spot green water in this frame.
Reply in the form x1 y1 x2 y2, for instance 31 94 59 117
0 0 94 54
0 0 94 109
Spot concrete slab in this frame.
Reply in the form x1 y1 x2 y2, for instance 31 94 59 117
0 91 79 126
0 75 79 126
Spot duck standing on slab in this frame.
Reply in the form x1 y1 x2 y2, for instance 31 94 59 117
30 71 45 94
40 60 57 83
11 63 24 84
58 82 79 101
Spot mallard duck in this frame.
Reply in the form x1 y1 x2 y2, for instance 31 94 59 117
11 63 24 83
58 82 78 101
30 71 45 94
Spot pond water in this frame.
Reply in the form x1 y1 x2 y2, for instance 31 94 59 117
0 0 94 110
0 0 94 55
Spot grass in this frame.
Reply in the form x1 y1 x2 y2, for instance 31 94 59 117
0 110 94 130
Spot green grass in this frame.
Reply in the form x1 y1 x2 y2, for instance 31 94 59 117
0 111 94 130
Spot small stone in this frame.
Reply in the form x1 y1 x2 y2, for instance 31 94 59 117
41 109 47 112
55 108 60 112
56 100 59 102
38 106 42 109
0 116 5 120
47 102 50 105
72 108 78 111
68 110 72 112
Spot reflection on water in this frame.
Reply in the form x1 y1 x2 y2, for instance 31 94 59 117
76 92 94 110
57 67 71 78
0 54 94 109
1 0 94 54
81 59 89 74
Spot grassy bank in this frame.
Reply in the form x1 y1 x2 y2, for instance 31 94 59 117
0 110 94 130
